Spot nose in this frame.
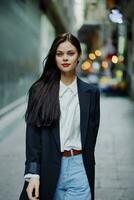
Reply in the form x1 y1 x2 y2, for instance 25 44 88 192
63 54 68 61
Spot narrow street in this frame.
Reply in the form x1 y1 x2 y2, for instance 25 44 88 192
0 95 134 200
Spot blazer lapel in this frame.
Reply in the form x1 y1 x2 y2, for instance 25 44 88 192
51 122 61 151
77 77 91 149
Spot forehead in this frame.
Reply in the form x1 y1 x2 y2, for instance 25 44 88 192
56 41 77 51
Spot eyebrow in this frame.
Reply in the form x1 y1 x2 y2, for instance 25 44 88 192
56 50 76 52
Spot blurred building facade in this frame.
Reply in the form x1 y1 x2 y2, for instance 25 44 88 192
78 0 134 99
0 0 41 111
78 0 108 53
106 0 134 99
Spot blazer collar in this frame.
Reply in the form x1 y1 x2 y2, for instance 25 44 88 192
59 78 78 98
77 77 91 93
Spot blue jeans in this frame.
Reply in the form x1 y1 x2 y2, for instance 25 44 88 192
54 154 91 200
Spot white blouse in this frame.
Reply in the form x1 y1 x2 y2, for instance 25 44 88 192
59 78 81 152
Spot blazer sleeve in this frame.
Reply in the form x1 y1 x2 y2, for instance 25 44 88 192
24 89 41 175
93 87 100 148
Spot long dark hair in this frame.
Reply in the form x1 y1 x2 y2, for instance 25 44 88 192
25 32 82 127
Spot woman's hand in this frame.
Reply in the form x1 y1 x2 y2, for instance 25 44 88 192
26 177 40 200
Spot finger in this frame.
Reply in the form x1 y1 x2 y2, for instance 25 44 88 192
27 185 34 200
35 184 39 198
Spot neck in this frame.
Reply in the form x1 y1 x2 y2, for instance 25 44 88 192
60 71 76 86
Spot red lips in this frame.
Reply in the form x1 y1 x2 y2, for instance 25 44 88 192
62 63 71 67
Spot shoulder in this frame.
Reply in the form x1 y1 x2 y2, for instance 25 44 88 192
77 77 100 94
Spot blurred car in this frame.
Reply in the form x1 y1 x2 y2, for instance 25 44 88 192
99 75 128 96
99 76 112 94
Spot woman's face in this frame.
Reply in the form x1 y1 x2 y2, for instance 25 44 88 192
55 41 79 73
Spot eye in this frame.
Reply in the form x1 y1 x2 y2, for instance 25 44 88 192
56 52 63 57
67 51 75 56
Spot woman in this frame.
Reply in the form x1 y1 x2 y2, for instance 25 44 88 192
19 32 100 200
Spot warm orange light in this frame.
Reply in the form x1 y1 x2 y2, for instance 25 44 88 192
95 50 102 57
81 61 91 70
112 55 118 63
89 53 96 60
102 61 108 69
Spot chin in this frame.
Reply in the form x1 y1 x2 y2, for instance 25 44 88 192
61 69 75 73
60 66 76 73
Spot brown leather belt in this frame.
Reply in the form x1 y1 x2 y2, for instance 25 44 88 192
62 149 82 157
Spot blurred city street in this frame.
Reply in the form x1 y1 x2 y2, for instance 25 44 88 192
0 95 134 200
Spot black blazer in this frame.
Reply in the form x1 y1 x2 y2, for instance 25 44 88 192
19 77 100 200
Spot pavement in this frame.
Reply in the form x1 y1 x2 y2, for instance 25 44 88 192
0 95 134 200
95 96 134 200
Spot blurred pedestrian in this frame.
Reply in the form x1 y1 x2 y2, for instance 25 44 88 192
19 32 100 200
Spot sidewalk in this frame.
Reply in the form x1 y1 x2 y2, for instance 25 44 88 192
95 96 134 200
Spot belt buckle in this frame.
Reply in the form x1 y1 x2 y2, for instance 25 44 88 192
70 149 74 156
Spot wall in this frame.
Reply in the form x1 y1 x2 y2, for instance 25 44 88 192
0 0 41 109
